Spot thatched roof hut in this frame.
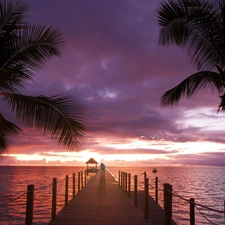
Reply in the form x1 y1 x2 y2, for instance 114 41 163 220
86 157 98 165
85 158 99 175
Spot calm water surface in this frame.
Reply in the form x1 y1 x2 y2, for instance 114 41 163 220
0 165 225 225
108 166 225 225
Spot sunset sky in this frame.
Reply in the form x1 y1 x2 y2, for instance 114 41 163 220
1 0 225 167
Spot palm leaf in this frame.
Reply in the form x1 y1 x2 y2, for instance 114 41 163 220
157 0 225 71
157 0 189 46
3 93 86 150
161 71 223 107
0 113 21 154
0 65 31 93
3 23 65 69
0 23 64 92
186 4 225 71
0 0 86 154
0 0 29 33
0 0 29 62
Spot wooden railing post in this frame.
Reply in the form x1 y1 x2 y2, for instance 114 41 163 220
65 175 69 206
118 170 120 186
73 173 75 197
121 171 123 189
122 171 124 190
119 171 121 187
52 178 57 220
81 171 83 189
119 171 121 188
65 175 69 205
190 198 195 225
164 183 172 225
144 172 146 183
128 173 131 198
155 177 158 202
84 170 87 186
124 172 126 191
144 178 149 219
125 172 127 194
134 175 137 205
78 172 80 192
25 184 34 225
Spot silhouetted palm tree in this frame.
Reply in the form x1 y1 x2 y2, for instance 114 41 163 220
157 0 225 112
0 0 85 154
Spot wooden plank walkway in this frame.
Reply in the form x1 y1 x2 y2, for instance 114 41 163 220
48 170 177 225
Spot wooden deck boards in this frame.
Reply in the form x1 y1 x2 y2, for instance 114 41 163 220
48 170 177 225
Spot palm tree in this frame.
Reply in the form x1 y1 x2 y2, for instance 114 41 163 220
0 0 86 154
157 0 225 112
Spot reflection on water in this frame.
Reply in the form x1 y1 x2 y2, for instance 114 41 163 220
0 165 225 224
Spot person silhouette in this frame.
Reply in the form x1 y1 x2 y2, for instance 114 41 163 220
100 162 105 170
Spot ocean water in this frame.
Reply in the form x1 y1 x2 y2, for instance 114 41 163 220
110 166 225 225
0 165 225 225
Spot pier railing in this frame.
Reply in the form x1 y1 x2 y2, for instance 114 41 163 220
2 168 224 224
117 170 225 225
0 169 91 225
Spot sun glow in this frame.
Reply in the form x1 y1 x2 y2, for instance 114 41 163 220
10 153 46 161
4 135 225 166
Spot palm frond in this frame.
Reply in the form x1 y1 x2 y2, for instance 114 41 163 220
0 1 64 92
186 3 225 70
0 0 29 60
157 0 225 71
0 0 29 33
157 0 189 46
161 71 223 107
0 23 64 91
0 65 32 93
0 112 21 154
2 23 65 71
3 93 86 150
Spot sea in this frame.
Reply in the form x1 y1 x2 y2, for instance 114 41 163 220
0 165 225 225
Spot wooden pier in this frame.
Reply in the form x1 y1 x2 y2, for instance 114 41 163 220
48 170 177 225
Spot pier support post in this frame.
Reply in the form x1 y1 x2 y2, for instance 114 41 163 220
190 198 195 225
144 178 149 219
84 170 87 186
81 171 83 189
65 175 68 206
128 173 131 198
118 170 120 186
122 172 124 190
73 173 75 197
25 184 34 225
144 172 146 187
120 171 123 188
155 177 158 202
122 171 124 190
134 175 137 205
125 172 127 194
164 183 172 225
78 172 80 192
52 178 57 220
121 171 123 189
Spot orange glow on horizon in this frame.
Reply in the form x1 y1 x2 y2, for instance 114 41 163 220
3 136 225 166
